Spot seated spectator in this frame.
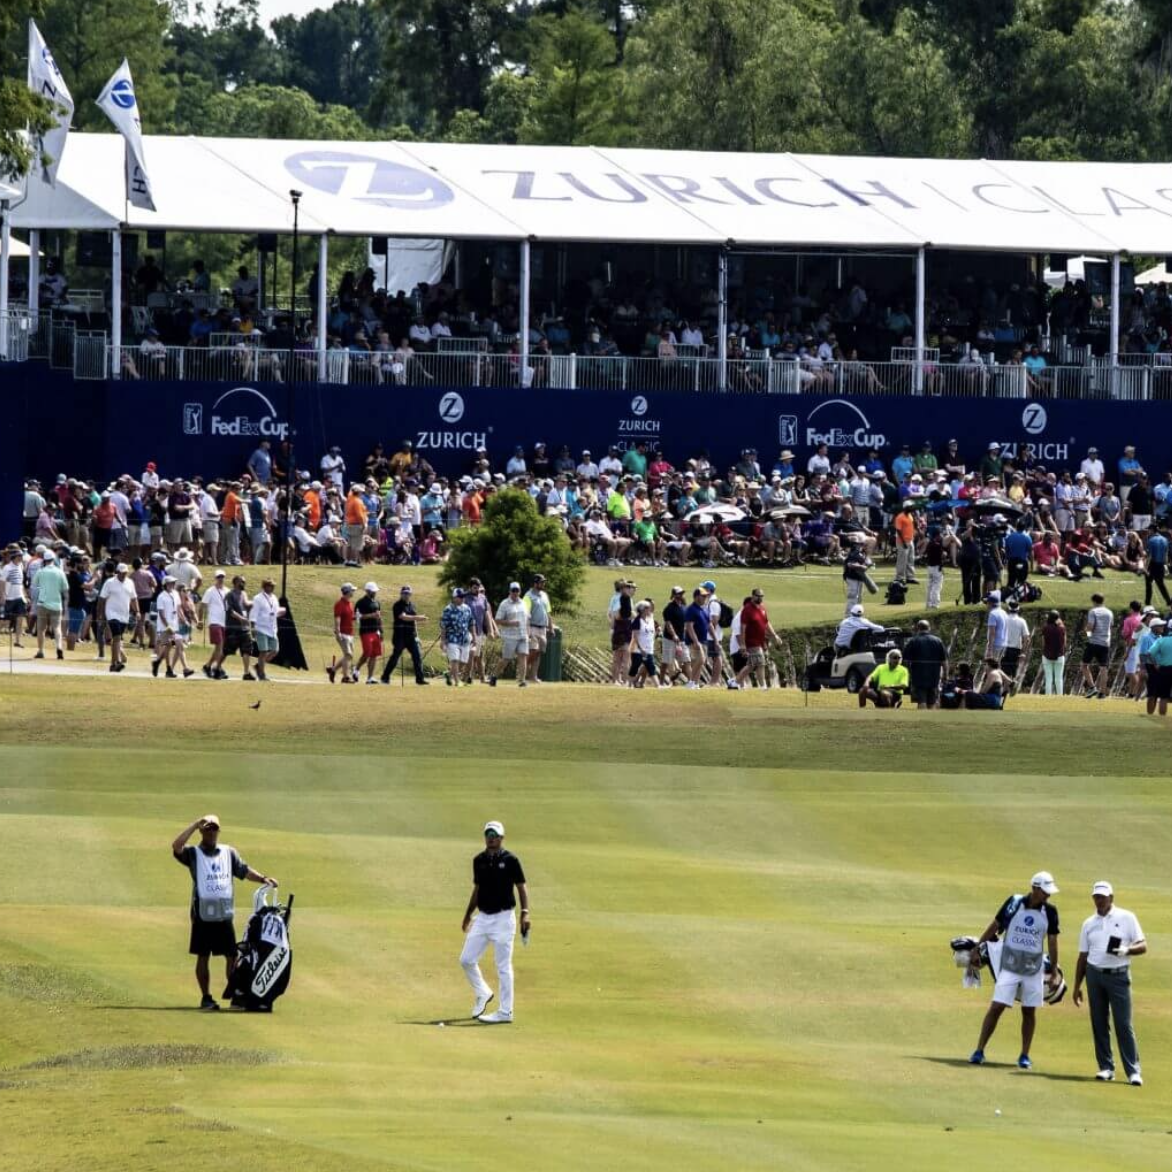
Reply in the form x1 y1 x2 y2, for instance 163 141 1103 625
940 661 977 709
858 649 909 708
967 657 1009 709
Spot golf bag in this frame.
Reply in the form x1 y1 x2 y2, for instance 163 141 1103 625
1003 581 1043 605
948 934 1066 1004
223 884 294 1012
884 579 908 605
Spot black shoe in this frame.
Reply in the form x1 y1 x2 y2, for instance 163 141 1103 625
214 670 229 680
242 672 256 681
151 658 161 677
109 664 118 673
1085 689 1099 699
1093 570 1104 579
416 679 429 686
56 649 64 660
199 995 220 1012
183 669 195 678
34 651 44 659
165 670 178 679
326 665 336 684
202 664 212 678
488 676 497 687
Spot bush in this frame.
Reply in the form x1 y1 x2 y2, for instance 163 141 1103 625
438 489 585 612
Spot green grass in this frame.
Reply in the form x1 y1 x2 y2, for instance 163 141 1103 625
1 669 1171 1171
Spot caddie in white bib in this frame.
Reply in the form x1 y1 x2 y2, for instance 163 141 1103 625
195 844 236 922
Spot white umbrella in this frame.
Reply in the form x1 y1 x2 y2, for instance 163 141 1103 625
687 503 745 523
770 504 811 519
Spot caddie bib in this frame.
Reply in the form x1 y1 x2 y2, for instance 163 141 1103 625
195 845 235 922
1001 897 1046 976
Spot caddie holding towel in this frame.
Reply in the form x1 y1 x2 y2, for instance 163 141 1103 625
968 871 1061 1070
172 814 277 1011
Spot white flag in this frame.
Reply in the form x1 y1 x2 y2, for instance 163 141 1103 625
95 59 155 212
27 20 74 187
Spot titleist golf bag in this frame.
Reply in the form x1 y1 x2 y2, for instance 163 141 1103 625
224 884 295 1011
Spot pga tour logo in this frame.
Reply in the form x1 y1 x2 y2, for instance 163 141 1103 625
183 388 289 439
285 151 455 210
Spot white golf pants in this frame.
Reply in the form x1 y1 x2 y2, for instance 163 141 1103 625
926 566 943 609
460 910 515 1015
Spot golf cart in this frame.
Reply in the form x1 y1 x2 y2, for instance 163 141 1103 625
803 627 907 694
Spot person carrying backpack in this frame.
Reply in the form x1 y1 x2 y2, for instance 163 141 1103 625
701 579 733 687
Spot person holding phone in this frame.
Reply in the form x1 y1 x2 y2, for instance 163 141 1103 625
1072 881 1147 1084
172 815 277 1011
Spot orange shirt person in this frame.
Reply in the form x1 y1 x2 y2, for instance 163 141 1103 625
894 503 918 583
343 487 368 567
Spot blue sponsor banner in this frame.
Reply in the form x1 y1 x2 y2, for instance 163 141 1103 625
10 369 1172 515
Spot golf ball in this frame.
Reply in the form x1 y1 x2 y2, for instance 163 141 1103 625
994 1109 1001 1116
438 1022 445 1028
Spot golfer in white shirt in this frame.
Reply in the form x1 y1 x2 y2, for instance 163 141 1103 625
152 577 181 678
1072 882 1147 1084
97 564 137 673
248 577 285 682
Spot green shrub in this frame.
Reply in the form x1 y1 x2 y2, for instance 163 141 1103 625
438 488 586 612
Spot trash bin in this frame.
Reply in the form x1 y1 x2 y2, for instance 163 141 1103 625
539 627 563 682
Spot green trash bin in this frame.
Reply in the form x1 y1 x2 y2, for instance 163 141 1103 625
539 627 563 682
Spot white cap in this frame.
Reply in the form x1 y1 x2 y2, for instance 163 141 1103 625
1091 880 1113 897
483 820 505 837
850 604 865 616
115 563 129 573
1031 871 1059 894
364 581 379 593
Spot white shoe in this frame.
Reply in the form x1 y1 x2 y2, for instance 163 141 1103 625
1129 1073 1143 1086
471 991 494 1019
1095 1070 1114 1081
479 1009 513 1024
685 681 698 690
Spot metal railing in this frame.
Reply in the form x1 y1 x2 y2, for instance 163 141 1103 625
1 311 31 362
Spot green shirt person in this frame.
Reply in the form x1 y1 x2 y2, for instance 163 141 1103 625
622 444 648 479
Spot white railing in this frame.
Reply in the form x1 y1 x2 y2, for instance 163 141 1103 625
1 311 31 362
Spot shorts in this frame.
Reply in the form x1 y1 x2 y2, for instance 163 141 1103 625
67 607 85 635
730 650 748 674
661 638 687 666
189 916 238 958
445 642 471 664
345 523 365 545
980 558 1000 581
108 528 128 551
35 606 61 626
223 627 250 656
208 624 225 646
255 632 278 653
5 598 27 618
992 968 1044 1009
150 525 163 544
528 628 548 654
1125 647 1140 674
167 519 193 545
335 633 354 656
611 626 630 651
706 639 722 660
501 635 526 661
360 631 383 658
155 629 175 648
1149 665 1172 700
745 646 767 669
910 684 939 706
107 619 127 637
202 520 220 545
1082 644 1108 667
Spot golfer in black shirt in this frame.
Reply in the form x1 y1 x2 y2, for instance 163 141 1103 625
460 820 529 1023
380 584 429 684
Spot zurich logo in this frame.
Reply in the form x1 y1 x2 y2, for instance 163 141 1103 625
1023 915 1035 926
41 47 62 78
630 395 649 417
438 392 465 423
110 79 136 110
1022 403 1047 435
285 151 454 210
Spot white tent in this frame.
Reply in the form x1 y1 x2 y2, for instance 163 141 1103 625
11 133 1172 252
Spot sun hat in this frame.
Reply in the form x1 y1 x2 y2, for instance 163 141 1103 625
1031 871 1059 894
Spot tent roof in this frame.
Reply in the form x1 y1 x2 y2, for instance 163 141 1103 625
12 133 1172 253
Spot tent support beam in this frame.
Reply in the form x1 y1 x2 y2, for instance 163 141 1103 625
0 200 9 361
520 238 531 387
28 229 40 314
111 228 122 378
717 247 728 392
914 246 926 394
316 234 328 382
1109 254 1121 364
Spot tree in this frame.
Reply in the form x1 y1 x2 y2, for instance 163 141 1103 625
180 83 372 139
439 489 585 614
39 0 175 132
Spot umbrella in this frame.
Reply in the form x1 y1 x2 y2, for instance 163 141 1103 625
687 504 745 522
769 504 811 519
968 496 1025 516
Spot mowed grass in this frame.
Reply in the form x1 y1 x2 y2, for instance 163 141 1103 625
1 676 1171 1172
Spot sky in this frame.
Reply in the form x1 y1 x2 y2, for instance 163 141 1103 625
254 0 332 26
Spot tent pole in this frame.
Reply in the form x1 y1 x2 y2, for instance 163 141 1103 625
914 247 926 395
717 247 728 392
0 201 9 361
28 229 40 314
520 238 531 387
316 234 328 382
1110 253 1121 400
111 228 122 379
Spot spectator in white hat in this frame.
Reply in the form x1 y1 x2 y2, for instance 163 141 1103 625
1073 881 1146 1084
32 550 68 661
97 563 137 673
491 583 529 687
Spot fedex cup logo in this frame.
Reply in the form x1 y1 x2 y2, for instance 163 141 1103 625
285 151 455 210
804 399 886 449
110 79 136 110
204 387 289 439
